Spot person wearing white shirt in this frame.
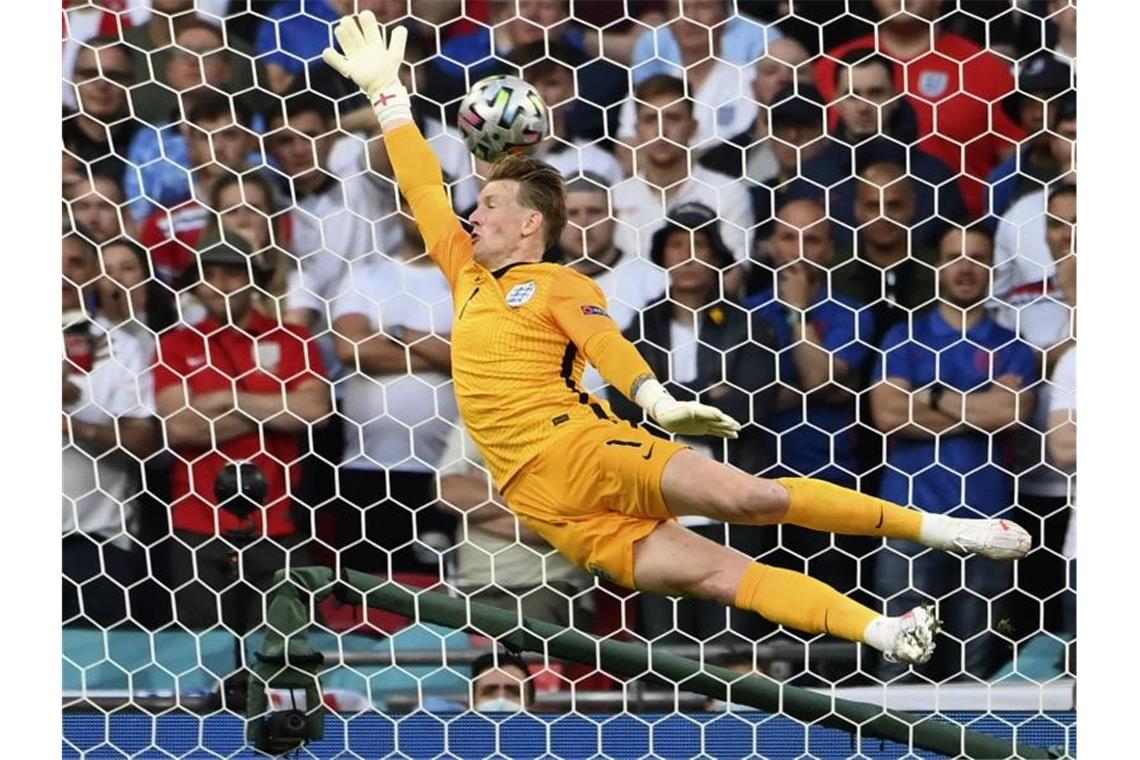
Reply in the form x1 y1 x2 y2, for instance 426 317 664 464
331 212 459 576
611 75 754 286
991 106 1076 308
993 185 1076 638
63 232 160 627
560 175 667 393
511 41 627 187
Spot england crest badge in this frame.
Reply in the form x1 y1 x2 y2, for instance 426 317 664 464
505 280 537 307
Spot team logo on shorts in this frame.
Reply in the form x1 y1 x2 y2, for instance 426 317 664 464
505 281 537 307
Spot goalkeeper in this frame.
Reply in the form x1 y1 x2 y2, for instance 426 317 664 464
322 13 1030 665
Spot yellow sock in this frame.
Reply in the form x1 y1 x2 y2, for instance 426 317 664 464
734 562 878 643
777 477 923 540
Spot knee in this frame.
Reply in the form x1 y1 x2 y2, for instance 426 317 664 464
715 478 789 525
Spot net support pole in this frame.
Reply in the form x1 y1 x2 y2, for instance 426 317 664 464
249 567 1056 759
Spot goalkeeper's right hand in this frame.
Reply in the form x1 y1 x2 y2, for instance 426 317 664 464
634 378 742 439
321 11 411 130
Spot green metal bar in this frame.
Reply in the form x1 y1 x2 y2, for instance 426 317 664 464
250 567 1057 759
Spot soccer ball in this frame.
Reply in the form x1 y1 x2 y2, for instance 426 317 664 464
457 75 549 162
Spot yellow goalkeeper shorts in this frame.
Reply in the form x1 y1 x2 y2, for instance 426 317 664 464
500 420 687 589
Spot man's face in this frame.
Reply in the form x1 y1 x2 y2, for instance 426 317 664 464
166 27 229 91
937 229 992 309
769 201 834 270
530 66 575 114
268 111 331 177
152 0 195 13
663 228 719 296
66 176 124 243
562 189 614 261
672 0 727 55
1046 191 1076 262
473 665 530 711
196 263 254 324
854 174 915 249
73 46 132 121
634 93 696 168
509 0 568 47
753 40 810 105
771 120 825 173
469 180 541 264
835 63 897 139
185 114 254 174
97 242 147 317
62 237 99 312
217 181 273 252
1050 116 1076 173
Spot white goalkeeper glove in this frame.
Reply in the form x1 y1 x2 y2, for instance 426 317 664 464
634 379 742 439
321 11 411 129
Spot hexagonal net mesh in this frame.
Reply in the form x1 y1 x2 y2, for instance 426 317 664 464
61 0 1075 757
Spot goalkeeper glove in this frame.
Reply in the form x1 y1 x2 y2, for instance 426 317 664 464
321 11 411 129
634 378 742 439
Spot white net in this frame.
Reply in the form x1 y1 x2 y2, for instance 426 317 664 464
61 0 1076 757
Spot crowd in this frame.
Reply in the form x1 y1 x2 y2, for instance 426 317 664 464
62 0 1076 689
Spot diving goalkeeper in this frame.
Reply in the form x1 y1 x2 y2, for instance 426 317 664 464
322 13 1031 665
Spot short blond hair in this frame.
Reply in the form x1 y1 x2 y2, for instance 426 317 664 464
487 154 567 251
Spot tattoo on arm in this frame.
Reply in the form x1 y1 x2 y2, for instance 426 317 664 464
629 373 654 400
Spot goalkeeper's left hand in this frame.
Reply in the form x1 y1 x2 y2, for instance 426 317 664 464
634 378 742 439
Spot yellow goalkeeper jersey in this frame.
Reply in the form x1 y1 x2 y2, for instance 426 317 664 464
386 124 654 490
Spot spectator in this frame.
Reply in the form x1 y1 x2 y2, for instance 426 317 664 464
606 203 779 643
988 53 1073 217
127 87 261 233
997 185 1076 637
154 235 331 632
209 172 295 309
328 210 457 576
831 161 938 350
611 75 754 274
827 50 966 243
813 0 1025 217
559 174 666 391
63 37 143 184
63 172 131 244
699 36 814 179
628 0 779 86
470 651 534 713
617 0 770 154
63 229 160 627
610 203 777 475
870 222 1038 681
992 96 1076 323
1049 0 1077 67
745 197 871 487
439 420 594 628
130 17 261 127
512 42 624 185
267 93 390 331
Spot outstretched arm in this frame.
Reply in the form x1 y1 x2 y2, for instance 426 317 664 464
323 12 469 282
549 275 741 439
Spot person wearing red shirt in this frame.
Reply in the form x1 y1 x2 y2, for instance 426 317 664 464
814 0 1025 217
154 234 331 631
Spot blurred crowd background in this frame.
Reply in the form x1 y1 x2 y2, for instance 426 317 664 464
62 0 1076 698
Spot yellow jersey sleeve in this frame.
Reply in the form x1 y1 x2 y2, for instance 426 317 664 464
386 123 471 288
548 271 654 400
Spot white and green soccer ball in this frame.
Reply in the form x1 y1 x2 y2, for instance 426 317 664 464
457 74 550 162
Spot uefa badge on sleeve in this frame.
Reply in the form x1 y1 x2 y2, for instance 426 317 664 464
505 281 537 307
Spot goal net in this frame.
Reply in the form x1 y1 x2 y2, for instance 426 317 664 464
61 1 1076 757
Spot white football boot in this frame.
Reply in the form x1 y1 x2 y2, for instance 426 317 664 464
921 514 1032 561
869 604 941 666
